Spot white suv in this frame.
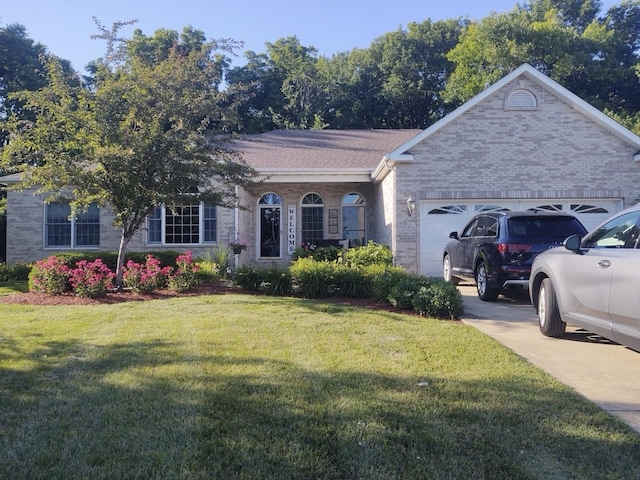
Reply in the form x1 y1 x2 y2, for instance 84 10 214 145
529 204 640 352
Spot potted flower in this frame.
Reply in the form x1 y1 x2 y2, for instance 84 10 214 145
228 239 249 255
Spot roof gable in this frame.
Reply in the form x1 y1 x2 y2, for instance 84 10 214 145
385 64 640 162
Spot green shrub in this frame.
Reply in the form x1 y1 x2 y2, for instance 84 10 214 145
332 265 371 298
259 266 293 296
56 251 116 270
368 265 409 303
200 246 231 278
343 241 393 268
292 245 342 263
290 257 335 298
194 261 221 283
387 274 431 310
0 262 32 282
411 280 464 319
233 265 262 291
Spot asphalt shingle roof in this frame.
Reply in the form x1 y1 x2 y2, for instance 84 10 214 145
235 129 422 171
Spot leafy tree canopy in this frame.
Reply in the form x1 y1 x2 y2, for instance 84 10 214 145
0 23 76 147
1 20 257 284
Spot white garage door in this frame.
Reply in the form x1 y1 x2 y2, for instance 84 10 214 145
419 199 622 277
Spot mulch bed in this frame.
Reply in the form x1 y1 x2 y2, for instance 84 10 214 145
0 281 418 315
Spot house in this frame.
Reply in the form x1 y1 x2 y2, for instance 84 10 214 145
3 64 640 276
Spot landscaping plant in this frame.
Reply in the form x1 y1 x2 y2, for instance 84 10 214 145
292 243 342 263
332 264 372 298
233 264 262 291
259 266 293 296
0 262 31 282
411 280 464 319
68 259 115 298
387 274 431 310
122 255 172 293
289 257 335 298
168 251 200 293
28 255 70 295
201 246 231 278
343 241 393 267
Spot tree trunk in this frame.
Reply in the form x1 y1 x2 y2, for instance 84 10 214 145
115 232 132 291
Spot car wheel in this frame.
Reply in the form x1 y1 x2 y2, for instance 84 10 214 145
476 261 499 301
537 278 565 337
443 255 459 284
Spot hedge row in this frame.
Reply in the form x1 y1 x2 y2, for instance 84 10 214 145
0 262 32 282
234 260 464 320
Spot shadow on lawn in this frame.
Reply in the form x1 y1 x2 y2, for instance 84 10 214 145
0 337 639 479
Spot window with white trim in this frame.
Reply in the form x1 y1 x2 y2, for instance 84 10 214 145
45 202 100 248
301 193 324 243
342 192 366 247
147 203 217 245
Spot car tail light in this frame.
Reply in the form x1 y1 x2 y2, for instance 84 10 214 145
497 243 531 254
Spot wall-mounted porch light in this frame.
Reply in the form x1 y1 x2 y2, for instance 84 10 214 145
406 195 416 216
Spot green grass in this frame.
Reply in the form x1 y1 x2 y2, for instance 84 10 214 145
1 292 639 479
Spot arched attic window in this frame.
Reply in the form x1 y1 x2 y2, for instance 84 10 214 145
505 88 538 110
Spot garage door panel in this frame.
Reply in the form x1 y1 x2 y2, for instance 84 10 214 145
419 204 470 276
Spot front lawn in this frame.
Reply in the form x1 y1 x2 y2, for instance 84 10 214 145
0 292 638 479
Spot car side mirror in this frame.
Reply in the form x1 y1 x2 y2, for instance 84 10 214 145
563 234 582 253
449 231 459 240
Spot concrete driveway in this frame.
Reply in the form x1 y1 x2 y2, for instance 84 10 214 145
458 284 640 434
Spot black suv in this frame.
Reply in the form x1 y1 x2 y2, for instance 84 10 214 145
443 211 587 301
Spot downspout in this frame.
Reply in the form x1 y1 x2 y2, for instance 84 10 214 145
234 185 239 271
384 156 398 265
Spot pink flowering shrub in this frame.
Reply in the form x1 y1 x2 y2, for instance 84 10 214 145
122 255 172 293
69 259 115 298
29 256 71 295
168 251 200 292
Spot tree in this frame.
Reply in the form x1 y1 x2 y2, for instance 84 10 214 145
1 21 257 286
363 18 467 128
227 36 325 131
443 3 622 103
225 50 284 132
527 0 602 32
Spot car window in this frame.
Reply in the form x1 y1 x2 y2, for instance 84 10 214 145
473 216 497 237
508 217 586 239
583 210 640 249
460 220 477 238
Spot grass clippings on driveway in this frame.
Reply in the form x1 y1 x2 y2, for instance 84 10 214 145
1 291 639 479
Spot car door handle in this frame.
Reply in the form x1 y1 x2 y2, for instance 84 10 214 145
597 260 611 268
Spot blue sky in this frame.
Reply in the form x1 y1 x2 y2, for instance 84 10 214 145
2 0 620 73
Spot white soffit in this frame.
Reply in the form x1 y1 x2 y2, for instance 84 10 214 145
257 168 372 183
